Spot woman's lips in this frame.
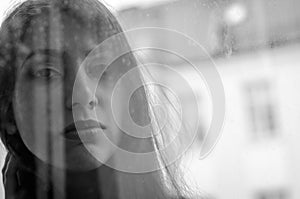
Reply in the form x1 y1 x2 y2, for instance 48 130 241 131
63 120 106 141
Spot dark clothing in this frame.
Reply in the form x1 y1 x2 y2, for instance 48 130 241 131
2 153 118 199
2 153 186 199
2 153 50 199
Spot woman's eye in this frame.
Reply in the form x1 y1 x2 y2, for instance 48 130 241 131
33 67 62 79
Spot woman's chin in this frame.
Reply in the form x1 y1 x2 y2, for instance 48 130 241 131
23 134 116 171
63 143 107 171
38 143 106 171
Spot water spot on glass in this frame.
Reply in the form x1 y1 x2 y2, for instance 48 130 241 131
36 8 42 14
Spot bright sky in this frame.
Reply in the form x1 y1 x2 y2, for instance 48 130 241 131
102 0 173 10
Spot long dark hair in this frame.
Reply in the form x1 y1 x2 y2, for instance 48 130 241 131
0 0 193 198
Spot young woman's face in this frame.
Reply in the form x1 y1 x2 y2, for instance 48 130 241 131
13 13 124 171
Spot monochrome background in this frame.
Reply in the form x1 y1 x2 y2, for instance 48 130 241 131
0 0 299 199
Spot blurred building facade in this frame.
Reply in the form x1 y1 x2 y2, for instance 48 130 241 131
117 0 300 199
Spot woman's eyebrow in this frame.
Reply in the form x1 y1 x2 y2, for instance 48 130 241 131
21 49 65 69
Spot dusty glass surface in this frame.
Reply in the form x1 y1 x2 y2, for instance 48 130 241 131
0 0 299 199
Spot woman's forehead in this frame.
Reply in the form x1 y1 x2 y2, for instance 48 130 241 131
13 8 125 70
20 12 102 57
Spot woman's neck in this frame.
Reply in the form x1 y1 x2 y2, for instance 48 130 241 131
39 164 119 199
58 165 119 199
65 169 101 199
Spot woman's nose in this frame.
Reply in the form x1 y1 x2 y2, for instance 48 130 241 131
69 71 98 110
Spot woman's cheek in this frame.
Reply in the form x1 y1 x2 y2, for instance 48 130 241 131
14 79 64 160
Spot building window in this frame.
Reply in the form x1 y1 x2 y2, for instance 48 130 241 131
256 189 288 199
245 80 277 139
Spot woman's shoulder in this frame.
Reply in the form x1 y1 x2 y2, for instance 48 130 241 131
2 153 51 199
